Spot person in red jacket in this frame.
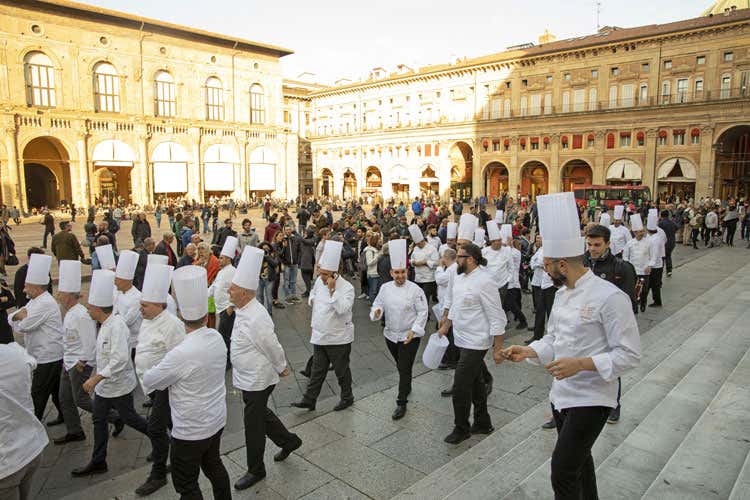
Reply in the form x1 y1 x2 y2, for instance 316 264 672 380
263 214 282 243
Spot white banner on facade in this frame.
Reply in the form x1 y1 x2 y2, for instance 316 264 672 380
204 163 234 191
153 162 188 193
249 163 275 191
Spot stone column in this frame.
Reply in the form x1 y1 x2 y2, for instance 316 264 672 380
549 133 561 192
188 129 202 202
137 134 150 206
509 136 521 199
75 131 90 207
594 130 607 185
644 129 658 195
3 128 21 209
238 138 248 201
696 125 715 199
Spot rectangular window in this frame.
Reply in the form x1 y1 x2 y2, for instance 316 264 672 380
621 84 634 107
591 69 598 78
250 88 266 124
531 141 539 150
724 51 734 62
27 63 56 107
694 78 704 97
522 79 528 87
611 67 619 76
673 131 685 145
573 89 585 112
620 133 631 147
642 62 650 72
283 110 291 124
658 136 667 146
520 96 528 116
530 94 542 115
696 55 706 65
491 98 502 119
155 80 176 117
564 73 571 81
572 134 583 149
609 85 618 108
587 136 595 148
492 141 500 152
562 91 570 113
639 84 648 104
205 86 223 121
95 72 120 113
589 88 597 111
661 81 671 104
663 60 672 70
503 99 511 118
720 75 731 99
546 75 553 83
544 93 552 115
691 133 700 145
676 78 689 102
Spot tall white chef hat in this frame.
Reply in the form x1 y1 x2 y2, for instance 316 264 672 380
95 244 116 271
389 239 407 270
147 254 168 267
408 224 424 244
25 253 52 286
537 192 585 258
647 208 658 231
495 210 504 223
599 212 611 227
172 265 208 321
500 224 513 241
142 263 172 304
486 221 501 241
613 205 625 220
115 250 139 280
319 240 343 272
446 222 458 239
58 260 81 293
88 269 115 307
473 228 486 247
457 214 478 242
220 236 239 259
630 213 644 231
231 246 262 290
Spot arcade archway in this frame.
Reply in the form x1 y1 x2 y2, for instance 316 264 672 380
483 162 509 199
363 166 382 199
22 136 72 210
449 141 473 202
420 166 439 198
343 169 357 200
561 160 592 191
320 168 334 197
92 139 135 205
521 161 548 200
714 125 750 200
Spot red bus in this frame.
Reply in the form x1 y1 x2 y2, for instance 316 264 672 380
573 185 651 209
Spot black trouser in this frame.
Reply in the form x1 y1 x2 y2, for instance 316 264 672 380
42 228 54 248
147 389 172 480
614 379 621 412
416 281 437 304
500 285 526 325
533 286 556 340
742 220 750 240
691 228 700 248
664 247 674 274
360 270 368 294
242 386 298 476
385 337 421 405
648 267 663 305
302 343 353 404
171 428 231 500
725 220 738 246
440 326 460 367
217 309 235 365
550 405 609 500
301 269 314 295
31 359 63 421
452 348 491 434
92 390 149 465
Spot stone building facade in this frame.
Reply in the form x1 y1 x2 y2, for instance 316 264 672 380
0 0 297 211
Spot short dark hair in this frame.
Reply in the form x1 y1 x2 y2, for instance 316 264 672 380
461 243 487 266
242 218 251 225
183 314 207 329
586 224 611 243
99 305 114 314
27 247 45 257
224 218 232 224
660 210 670 218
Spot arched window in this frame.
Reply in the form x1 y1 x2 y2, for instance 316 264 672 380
24 51 56 107
205 77 223 121
93 62 120 112
250 83 265 124
154 71 176 117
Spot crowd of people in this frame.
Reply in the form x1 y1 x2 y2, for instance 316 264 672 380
0 189 747 500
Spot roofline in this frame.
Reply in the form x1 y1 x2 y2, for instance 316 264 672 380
7 0 294 58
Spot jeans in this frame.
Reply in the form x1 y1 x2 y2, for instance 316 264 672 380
242 386 299 476
155 214 162 228
256 278 274 316
202 218 210 234
147 389 172 480
171 429 231 500
367 276 380 302
301 344 353 404
385 338 421 405
284 264 299 299
452 348 491 434
91 391 149 465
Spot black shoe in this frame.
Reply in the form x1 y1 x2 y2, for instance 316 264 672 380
607 406 620 424
290 400 316 411
135 477 167 496
392 405 407 420
273 435 302 462
485 379 493 396
444 430 471 444
441 388 453 397
71 461 108 477
640 304 646 313
53 432 86 445
142 400 153 408
470 423 494 435
333 398 354 411
273 301 286 309
516 322 528 330
112 420 125 437
526 327 535 332
541 419 556 430
649 303 662 308
438 363 456 370
234 472 266 491
299 369 310 378
46 415 64 427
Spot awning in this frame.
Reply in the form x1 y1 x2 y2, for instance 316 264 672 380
607 159 643 181
657 157 696 180
390 165 409 184
92 139 136 167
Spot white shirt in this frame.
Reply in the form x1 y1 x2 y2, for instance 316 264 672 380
135 309 185 395
62 303 97 371
0 343 48 479
11 291 63 364
623 237 653 275
95 314 138 398
609 224 632 256
647 229 667 268
208 265 235 314
599 213 611 226
530 248 554 289
143 327 227 441
528 270 641 410
482 245 512 289
309 277 355 345
435 262 457 311
114 286 143 350
448 267 507 350
231 298 287 392
427 235 442 252
508 248 522 289
438 243 454 258
411 243 439 283
370 281 428 343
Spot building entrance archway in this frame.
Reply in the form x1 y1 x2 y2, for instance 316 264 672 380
561 160 593 191
343 170 357 200
420 166 439 198
22 136 72 211
449 141 473 202
24 164 59 209
363 166 382 202
521 161 548 200
92 139 136 205
320 168 334 197
714 125 750 200
483 162 509 199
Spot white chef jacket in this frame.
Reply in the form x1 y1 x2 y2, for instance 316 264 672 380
370 281 428 343
11 291 63 364
427 236 442 252
623 237 653 276
482 246 512 289
0 343 49 479
309 276 355 345
95 314 138 398
508 248 522 289
410 243 439 283
231 298 287 392
114 286 143 350
435 262 457 312
528 270 641 410
448 267 507 350
647 229 667 269
135 309 185 395
609 224 632 256
62 303 97 371
208 264 235 314
529 247 555 289
142 327 227 441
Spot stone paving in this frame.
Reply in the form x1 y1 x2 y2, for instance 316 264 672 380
4 210 742 499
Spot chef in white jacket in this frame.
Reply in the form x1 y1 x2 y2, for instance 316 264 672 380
482 222 513 293
147 254 177 315
133 263 185 496
209 236 237 364
608 205 632 257
409 224 439 304
113 250 143 356
646 209 666 307
229 247 302 491
434 248 459 370
599 207 611 227
623 214 653 313
10 253 67 424
142 266 231 500
503 191 641 500
438 222 458 257
72 270 153 478
292 240 356 412
370 239 429 420
0 343 49 499
527 237 557 344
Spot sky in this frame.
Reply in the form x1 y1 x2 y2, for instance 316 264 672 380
83 0 713 84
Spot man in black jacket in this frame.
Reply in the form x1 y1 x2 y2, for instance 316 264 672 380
41 210 54 248
13 247 52 309
212 219 237 248
658 209 678 276
280 226 301 304
153 232 177 267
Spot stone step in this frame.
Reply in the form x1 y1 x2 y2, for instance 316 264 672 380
395 265 749 500
729 449 750 500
